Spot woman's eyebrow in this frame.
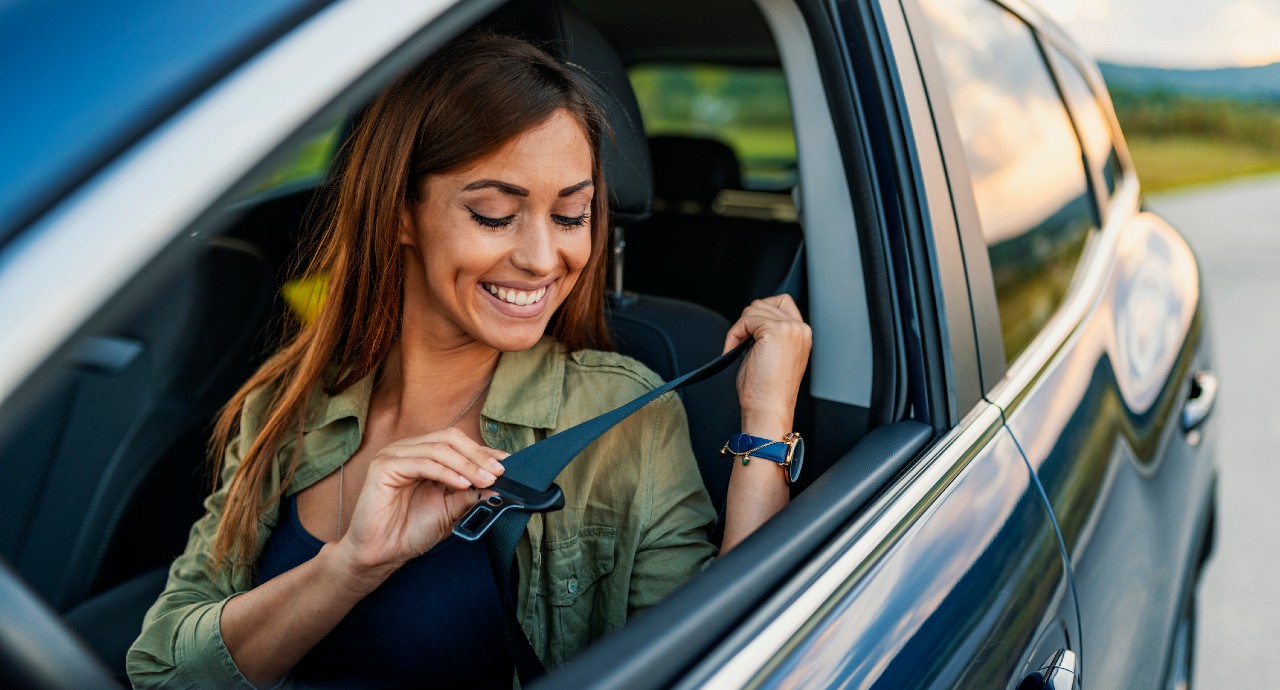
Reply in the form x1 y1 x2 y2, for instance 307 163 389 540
462 180 529 196
558 179 593 197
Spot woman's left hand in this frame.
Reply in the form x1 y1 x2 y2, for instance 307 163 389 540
723 294 812 439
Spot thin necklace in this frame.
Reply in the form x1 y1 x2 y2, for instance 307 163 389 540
336 381 489 541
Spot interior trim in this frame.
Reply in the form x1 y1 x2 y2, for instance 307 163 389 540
757 0 874 408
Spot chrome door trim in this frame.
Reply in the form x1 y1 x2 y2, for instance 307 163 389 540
0 0 462 404
699 403 1005 688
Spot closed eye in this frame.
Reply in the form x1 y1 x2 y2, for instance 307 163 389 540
553 213 590 228
468 209 516 228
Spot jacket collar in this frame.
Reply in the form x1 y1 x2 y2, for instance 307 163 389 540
301 336 565 434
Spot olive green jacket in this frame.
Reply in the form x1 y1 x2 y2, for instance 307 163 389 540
126 337 718 688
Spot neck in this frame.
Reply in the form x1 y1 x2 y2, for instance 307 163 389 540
374 337 500 436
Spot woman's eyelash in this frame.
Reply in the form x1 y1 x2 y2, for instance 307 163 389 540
553 213 590 228
469 209 515 228
467 208 588 229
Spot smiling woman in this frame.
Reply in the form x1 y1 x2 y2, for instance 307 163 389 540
401 111 597 353
125 30 808 690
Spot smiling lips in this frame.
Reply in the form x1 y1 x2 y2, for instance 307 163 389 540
483 283 548 307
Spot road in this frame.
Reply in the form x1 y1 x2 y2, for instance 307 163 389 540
1148 173 1280 689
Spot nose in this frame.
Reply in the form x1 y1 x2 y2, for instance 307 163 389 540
511 218 559 276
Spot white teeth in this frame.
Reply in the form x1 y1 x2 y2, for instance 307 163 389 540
483 284 547 306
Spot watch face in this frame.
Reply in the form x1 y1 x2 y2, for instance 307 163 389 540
787 435 804 483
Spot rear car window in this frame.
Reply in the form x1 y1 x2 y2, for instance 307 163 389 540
629 63 796 190
1046 46 1125 202
920 0 1097 364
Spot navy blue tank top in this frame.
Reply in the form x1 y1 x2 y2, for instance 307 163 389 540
255 494 513 689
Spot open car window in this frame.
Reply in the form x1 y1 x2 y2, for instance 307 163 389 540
630 63 796 191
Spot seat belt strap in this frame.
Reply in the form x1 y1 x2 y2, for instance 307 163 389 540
478 243 804 683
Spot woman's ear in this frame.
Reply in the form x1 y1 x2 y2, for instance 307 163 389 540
398 203 417 246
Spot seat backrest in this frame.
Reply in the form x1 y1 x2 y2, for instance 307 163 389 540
627 135 804 322
0 237 275 610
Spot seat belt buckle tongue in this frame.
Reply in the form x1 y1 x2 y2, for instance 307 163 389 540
452 475 565 541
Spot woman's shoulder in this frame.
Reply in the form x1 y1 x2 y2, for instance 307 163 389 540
558 347 684 431
565 348 664 393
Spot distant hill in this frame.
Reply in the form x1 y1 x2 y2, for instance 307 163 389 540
1100 62 1280 101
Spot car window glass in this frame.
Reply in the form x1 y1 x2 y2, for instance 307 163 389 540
629 64 796 190
1046 46 1124 200
920 0 1096 364
252 122 343 195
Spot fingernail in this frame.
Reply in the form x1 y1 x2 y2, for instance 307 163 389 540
480 469 497 482
488 459 505 474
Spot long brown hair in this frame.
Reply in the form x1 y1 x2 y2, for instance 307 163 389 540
209 32 612 568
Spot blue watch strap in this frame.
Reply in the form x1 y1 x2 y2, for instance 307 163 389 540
724 432 789 464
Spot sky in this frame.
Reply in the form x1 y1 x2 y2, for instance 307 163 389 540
1037 0 1280 68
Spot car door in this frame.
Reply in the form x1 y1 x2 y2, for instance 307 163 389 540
907 0 1220 687
651 0 1082 687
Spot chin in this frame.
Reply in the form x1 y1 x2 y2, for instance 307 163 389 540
477 324 552 353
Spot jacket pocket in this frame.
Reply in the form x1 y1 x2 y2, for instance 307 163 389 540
539 525 618 663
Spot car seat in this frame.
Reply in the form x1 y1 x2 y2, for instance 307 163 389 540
627 135 805 322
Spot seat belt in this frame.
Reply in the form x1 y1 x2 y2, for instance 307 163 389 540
456 244 805 683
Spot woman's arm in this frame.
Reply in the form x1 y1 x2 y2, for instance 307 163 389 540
719 294 812 553
217 542 392 687
223 427 504 687
128 428 505 689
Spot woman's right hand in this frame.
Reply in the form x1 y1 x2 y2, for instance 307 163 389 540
330 427 507 582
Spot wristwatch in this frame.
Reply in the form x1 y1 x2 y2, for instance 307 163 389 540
720 432 804 484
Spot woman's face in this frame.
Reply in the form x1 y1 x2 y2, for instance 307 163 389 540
400 109 595 353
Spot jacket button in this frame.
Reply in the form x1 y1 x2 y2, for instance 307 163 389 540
567 577 579 595
484 420 499 434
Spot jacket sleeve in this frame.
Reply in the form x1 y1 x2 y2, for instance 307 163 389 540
626 392 719 614
125 431 277 690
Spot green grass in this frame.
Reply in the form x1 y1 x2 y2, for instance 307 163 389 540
1112 87 1280 192
1126 134 1280 192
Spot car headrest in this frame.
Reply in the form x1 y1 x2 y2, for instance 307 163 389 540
650 136 742 206
484 0 653 224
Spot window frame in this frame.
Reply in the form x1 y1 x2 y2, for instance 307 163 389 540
903 0 1130 398
1041 37 1128 225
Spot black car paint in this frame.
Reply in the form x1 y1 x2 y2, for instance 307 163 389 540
1000 213 1216 687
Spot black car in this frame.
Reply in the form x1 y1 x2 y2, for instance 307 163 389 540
0 0 1216 687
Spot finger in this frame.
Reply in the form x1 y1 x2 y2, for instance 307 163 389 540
437 427 507 477
744 297 798 323
388 429 502 481
723 317 751 354
372 455 472 491
423 441 499 488
761 293 804 321
460 439 506 477
444 486 483 524
383 438 498 488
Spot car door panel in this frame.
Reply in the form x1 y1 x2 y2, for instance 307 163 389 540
749 406 1077 689
998 211 1215 687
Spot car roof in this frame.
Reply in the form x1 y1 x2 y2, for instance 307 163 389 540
0 0 326 248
